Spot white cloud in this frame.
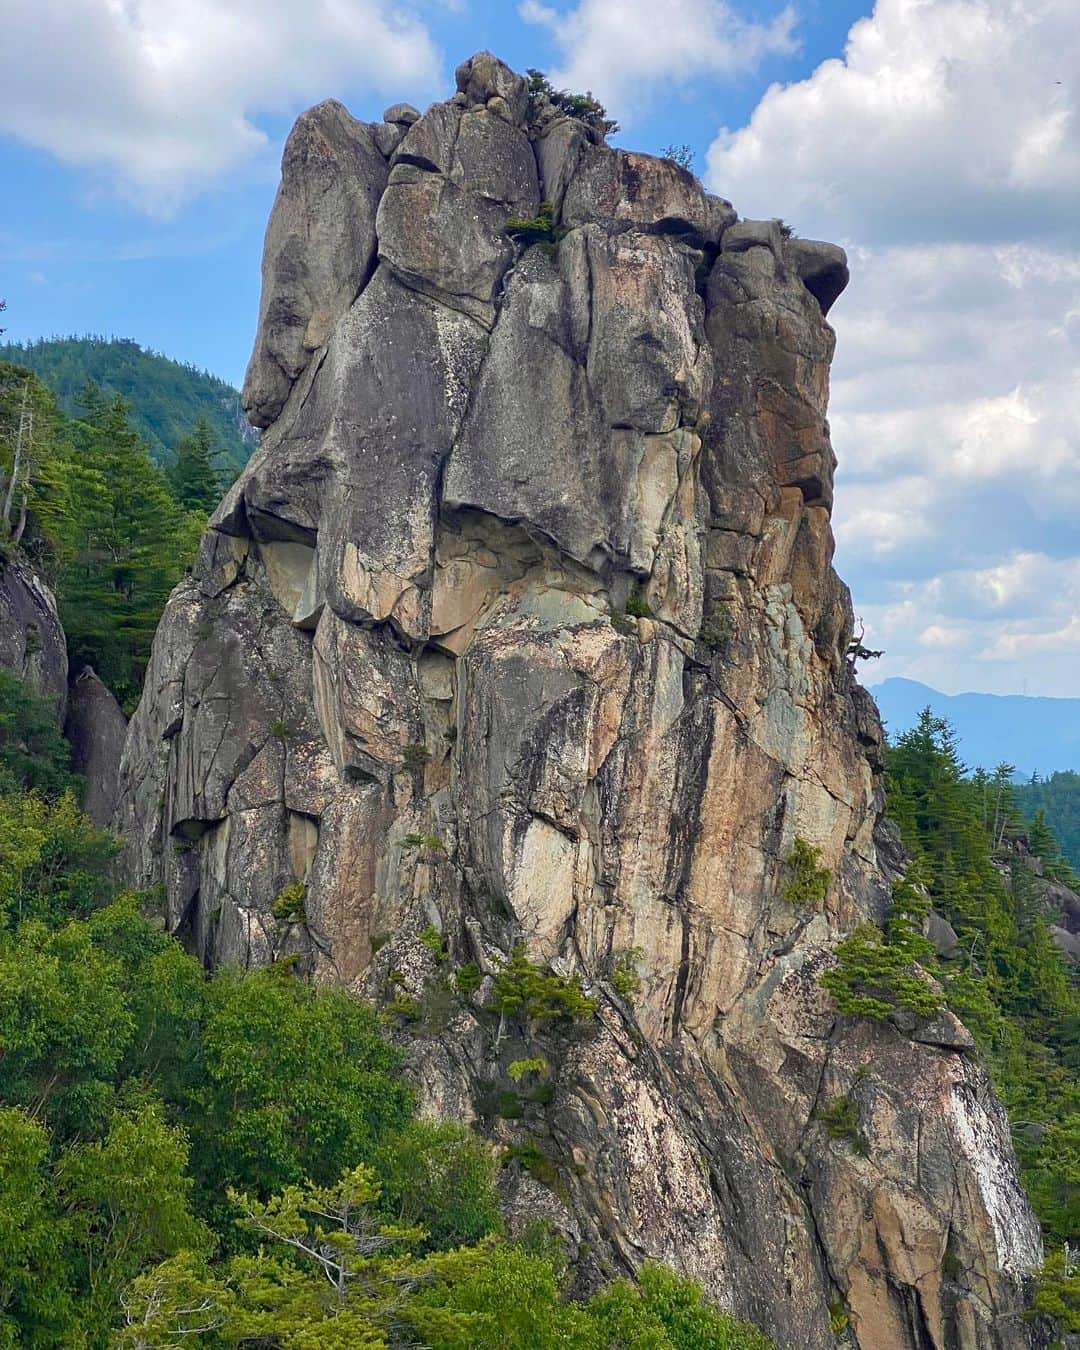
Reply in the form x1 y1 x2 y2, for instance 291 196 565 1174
707 0 1080 245
0 0 441 214
520 0 797 124
700 0 1080 695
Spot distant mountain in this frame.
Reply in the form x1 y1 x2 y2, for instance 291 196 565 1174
0 335 257 473
870 677 1080 777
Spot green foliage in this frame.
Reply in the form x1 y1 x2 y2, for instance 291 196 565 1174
0 670 77 797
59 389 204 708
611 946 645 1001
506 200 567 249
269 719 288 741
1032 1249 1080 1331
374 1119 502 1252
662 143 695 171
503 1140 562 1190
701 605 734 648
782 837 831 907
270 882 306 925
884 708 1080 1245
585 1263 775 1349
489 944 598 1024
624 587 651 619
400 831 445 857
508 1056 547 1083
821 918 942 1023
454 960 483 997
419 924 448 960
402 742 431 770
815 1095 867 1155
166 416 224 513
525 69 620 137
0 335 254 473
1016 772 1080 875
827 1295 850 1336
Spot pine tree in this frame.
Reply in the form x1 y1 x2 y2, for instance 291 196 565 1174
167 417 223 514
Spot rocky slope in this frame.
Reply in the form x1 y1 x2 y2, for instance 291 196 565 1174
116 54 1042 1348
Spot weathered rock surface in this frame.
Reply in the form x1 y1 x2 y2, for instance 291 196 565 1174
118 55 1043 1349
242 100 388 429
0 553 68 717
65 666 127 827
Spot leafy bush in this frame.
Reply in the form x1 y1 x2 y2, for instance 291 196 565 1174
506 200 567 249
270 881 306 925
0 669 77 797
526 69 619 136
782 837 830 908
488 944 597 1024
820 874 942 1022
610 946 644 1001
815 1095 867 1155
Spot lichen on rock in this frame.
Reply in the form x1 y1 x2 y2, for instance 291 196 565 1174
117 52 1042 1349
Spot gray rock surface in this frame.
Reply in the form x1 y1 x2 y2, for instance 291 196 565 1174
65 667 127 827
118 54 1043 1349
242 100 388 429
0 553 68 718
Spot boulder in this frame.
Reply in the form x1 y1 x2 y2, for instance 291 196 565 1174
65 667 127 827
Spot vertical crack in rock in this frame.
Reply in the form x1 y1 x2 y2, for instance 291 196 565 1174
117 51 1042 1350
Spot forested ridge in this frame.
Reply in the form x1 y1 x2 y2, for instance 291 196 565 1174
0 361 225 709
0 337 255 474
1017 772 1080 873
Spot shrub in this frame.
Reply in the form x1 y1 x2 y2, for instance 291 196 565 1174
270 882 306 925
454 960 483 997
488 944 597 1024
1032 1248 1080 1330
508 1056 547 1083
782 837 831 908
610 947 644 1001
506 200 567 249
815 1095 867 1155
268 719 288 741
419 924 448 961
662 143 694 171
820 875 941 1023
402 743 430 771
526 69 619 136
624 587 650 619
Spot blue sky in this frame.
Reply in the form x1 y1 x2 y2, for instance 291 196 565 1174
2 0 1078 697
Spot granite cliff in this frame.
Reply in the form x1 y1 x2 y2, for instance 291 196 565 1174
116 54 1043 1348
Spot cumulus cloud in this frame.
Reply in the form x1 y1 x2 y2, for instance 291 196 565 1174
702 0 1080 695
707 0 1080 245
519 0 797 124
0 0 441 213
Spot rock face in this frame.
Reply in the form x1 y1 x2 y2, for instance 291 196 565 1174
65 666 128 827
0 553 68 718
118 55 1042 1349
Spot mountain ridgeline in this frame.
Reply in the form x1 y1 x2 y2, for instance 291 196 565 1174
0 335 256 473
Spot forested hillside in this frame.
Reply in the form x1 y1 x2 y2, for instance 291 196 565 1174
0 362 222 708
0 336 256 473
857 711 1080 1324
1017 772 1080 872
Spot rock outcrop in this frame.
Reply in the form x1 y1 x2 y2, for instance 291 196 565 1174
65 666 128 827
118 55 1042 1348
0 552 68 717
